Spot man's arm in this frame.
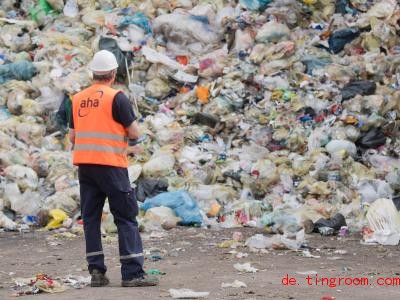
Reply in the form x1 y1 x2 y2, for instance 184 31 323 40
112 92 139 139
69 128 75 147
69 102 75 145
126 120 140 140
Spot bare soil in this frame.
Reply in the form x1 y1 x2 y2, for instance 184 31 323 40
1 228 400 300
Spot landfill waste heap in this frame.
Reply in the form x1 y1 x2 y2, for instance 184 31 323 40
0 0 399 247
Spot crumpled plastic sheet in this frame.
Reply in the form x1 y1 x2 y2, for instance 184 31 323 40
142 191 203 225
0 61 37 84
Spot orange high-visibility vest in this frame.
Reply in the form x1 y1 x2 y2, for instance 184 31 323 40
72 83 128 168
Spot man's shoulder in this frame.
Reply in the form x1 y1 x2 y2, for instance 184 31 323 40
114 91 128 100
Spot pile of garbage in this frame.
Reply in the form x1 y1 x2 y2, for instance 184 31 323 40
0 0 399 245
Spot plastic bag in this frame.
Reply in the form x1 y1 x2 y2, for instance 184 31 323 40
145 78 171 99
0 29 31 52
29 0 55 20
47 0 65 11
0 61 37 84
135 179 169 202
234 29 255 52
341 80 376 101
328 28 360 54
245 234 273 249
141 46 184 71
147 113 174 130
325 140 357 157
81 10 106 28
356 128 386 149
203 97 234 116
367 0 397 19
169 289 209 299
63 0 79 17
256 21 290 43
189 184 237 209
143 151 175 178
153 13 220 55
386 169 400 191
143 206 181 227
250 159 279 185
8 187 42 216
4 166 39 192
45 209 68 229
142 191 203 225
357 180 393 204
0 211 17 230
280 229 305 250
44 192 78 216
198 49 228 78
314 213 347 232
366 198 400 246
119 12 152 34
16 122 46 147
240 0 272 11
302 56 332 75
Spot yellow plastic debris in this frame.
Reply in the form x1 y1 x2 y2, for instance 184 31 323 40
303 0 317 5
45 209 68 230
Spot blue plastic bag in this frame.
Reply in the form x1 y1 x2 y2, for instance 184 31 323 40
119 12 152 34
0 61 37 84
240 0 272 11
142 191 203 225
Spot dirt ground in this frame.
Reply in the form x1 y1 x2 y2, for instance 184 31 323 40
1 227 400 300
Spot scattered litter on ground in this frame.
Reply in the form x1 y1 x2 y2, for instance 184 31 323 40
233 262 258 273
169 288 210 299
221 279 247 288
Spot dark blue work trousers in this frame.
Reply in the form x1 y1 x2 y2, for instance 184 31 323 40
78 164 145 280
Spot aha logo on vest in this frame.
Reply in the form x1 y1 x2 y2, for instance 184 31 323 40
78 91 103 117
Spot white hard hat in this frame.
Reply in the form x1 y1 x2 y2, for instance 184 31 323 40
89 50 119 74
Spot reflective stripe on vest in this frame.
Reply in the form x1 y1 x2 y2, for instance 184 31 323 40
74 144 126 154
75 131 128 143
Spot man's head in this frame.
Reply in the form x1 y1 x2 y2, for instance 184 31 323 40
89 50 119 84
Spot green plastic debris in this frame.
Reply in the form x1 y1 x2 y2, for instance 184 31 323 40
146 269 166 275
29 0 57 22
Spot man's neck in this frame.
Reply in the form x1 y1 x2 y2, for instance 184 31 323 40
94 80 113 87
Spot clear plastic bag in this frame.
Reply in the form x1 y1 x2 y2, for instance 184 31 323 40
143 151 176 178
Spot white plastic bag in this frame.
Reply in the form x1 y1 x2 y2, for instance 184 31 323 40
4 166 39 192
366 198 400 246
169 288 209 299
0 211 16 230
358 180 393 204
233 262 258 273
64 0 79 18
325 139 357 157
245 234 273 249
143 151 175 177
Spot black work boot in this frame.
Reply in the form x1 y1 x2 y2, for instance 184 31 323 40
90 269 110 287
121 275 159 287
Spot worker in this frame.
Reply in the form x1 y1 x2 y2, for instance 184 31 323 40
69 50 158 288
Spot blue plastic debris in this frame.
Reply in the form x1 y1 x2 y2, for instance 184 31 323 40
239 0 272 11
142 191 203 225
119 12 152 34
